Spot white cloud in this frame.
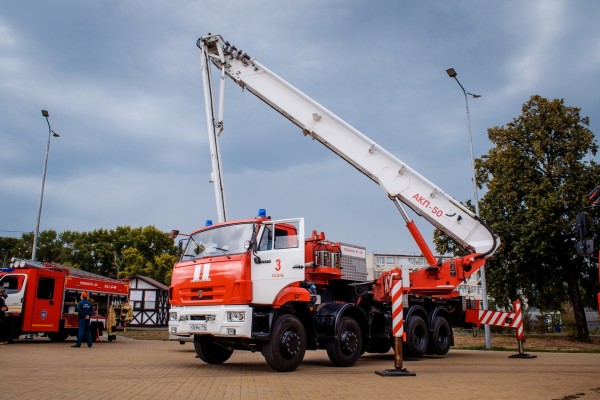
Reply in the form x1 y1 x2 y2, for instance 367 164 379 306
504 1 564 95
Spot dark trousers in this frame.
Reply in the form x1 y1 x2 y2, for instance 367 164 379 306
0 318 7 342
76 318 93 347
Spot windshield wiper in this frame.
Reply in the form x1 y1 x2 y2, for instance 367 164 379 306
214 247 231 259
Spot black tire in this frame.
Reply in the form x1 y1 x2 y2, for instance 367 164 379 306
368 338 393 354
47 330 69 342
403 315 428 358
430 316 452 355
193 335 233 364
261 314 306 372
326 316 362 367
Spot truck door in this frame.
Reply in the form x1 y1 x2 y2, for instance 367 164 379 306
251 218 305 304
0 273 27 314
22 270 64 333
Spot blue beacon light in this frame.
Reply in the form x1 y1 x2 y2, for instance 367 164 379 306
205 219 213 226
257 209 267 218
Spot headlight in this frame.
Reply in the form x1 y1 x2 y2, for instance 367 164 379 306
169 312 178 322
227 311 245 322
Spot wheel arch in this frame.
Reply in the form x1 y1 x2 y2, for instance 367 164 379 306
315 303 369 345
406 304 428 327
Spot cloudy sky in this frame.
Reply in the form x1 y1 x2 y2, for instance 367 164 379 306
1 1 599 255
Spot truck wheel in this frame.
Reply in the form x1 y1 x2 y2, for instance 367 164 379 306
194 335 233 364
368 338 393 354
261 314 306 372
404 315 428 357
47 330 69 342
430 316 451 355
326 316 362 367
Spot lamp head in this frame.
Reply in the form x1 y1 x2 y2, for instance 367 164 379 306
41 110 49 117
446 68 457 78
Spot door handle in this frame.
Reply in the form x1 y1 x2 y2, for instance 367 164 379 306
293 265 304 269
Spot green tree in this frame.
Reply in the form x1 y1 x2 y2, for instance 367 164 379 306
119 247 146 278
8 230 62 262
477 95 599 341
112 226 176 284
0 236 20 267
152 253 176 284
1 225 177 285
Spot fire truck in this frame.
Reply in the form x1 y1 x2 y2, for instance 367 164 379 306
576 185 600 316
0 258 129 343
168 34 501 372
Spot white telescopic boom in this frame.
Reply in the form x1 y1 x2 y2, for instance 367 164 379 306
198 34 499 257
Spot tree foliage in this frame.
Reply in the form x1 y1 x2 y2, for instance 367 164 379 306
1 226 177 285
475 95 599 340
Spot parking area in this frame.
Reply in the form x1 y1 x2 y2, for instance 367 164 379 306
3 337 600 400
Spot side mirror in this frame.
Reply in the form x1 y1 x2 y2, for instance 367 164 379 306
576 239 594 256
170 230 180 239
576 212 590 240
177 239 185 257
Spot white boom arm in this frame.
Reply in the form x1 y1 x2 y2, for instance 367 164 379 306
198 34 499 258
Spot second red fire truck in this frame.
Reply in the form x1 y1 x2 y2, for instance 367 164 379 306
0 258 129 343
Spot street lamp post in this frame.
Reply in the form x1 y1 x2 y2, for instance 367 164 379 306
31 109 60 261
445 67 492 350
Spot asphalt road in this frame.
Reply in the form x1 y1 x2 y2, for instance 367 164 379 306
2 336 600 400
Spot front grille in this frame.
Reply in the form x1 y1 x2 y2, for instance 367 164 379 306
183 286 224 302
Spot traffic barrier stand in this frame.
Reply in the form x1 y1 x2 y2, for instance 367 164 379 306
376 276 416 377
508 300 536 359
465 299 536 359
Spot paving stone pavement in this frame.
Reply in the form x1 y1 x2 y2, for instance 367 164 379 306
2 336 600 400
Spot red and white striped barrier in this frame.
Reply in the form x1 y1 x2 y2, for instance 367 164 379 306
470 300 524 339
391 278 404 339
376 275 416 376
465 299 535 358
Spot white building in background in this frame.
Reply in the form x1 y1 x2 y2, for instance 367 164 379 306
366 251 483 300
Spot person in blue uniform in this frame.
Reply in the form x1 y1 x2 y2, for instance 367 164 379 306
71 292 94 348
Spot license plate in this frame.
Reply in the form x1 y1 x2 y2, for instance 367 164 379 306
189 324 207 332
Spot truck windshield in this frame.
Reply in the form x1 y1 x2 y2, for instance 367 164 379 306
182 223 254 259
